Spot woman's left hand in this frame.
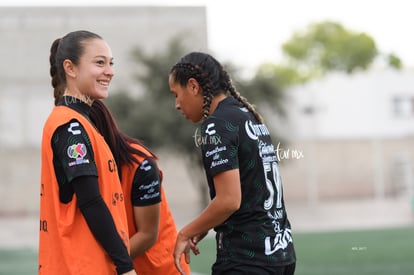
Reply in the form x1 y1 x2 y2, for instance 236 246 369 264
173 231 191 275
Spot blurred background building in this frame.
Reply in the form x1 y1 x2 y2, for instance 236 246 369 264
280 69 414 202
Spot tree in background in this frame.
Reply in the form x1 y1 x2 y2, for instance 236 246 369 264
256 20 403 88
284 21 378 73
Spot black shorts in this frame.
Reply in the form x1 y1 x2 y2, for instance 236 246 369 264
212 261 296 275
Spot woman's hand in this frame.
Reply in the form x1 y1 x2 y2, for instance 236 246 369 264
173 231 191 275
189 231 208 255
172 169 240 275
121 270 137 275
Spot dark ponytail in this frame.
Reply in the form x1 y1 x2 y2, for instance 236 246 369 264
89 100 157 180
49 38 65 105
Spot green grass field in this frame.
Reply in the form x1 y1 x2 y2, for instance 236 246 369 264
190 226 414 275
1 226 413 275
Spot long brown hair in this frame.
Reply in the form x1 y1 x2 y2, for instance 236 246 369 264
89 100 157 180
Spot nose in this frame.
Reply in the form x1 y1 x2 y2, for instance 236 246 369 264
175 99 181 110
105 65 114 78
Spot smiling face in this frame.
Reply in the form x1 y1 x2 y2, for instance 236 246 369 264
169 74 204 123
64 38 114 104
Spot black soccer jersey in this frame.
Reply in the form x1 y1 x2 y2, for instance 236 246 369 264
131 157 162 207
200 97 296 267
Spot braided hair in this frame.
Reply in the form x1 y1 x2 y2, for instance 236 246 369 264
170 52 264 123
49 30 102 105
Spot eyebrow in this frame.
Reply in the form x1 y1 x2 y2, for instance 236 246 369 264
94 55 113 60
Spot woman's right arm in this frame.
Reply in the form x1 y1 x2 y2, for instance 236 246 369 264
72 176 135 274
174 169 241 274
129 157 162 258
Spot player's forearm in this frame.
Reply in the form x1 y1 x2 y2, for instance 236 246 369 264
129 231 158 259
180 196 238 238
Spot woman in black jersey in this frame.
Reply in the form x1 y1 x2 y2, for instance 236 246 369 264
168 52 296 275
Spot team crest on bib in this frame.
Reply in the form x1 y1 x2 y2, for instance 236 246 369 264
67 143 90 166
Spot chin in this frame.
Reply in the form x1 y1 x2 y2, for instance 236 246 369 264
182 112 201 123
97 91 109 99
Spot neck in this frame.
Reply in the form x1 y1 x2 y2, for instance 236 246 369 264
63 89 93 106
208 93 227 115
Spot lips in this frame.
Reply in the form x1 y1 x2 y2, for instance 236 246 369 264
98 80 110 86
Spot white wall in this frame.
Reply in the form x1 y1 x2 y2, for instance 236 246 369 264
284 69 414 140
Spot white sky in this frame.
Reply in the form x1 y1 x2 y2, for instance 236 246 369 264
2 0 413 72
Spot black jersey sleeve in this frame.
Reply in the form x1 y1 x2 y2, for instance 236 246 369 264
72 175 134 274
51 119 98 203
131 157 161 206
52 119 98 182
201 117 240 177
